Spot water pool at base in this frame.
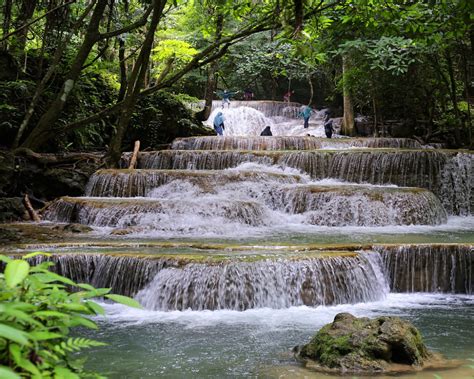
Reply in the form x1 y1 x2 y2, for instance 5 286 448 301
80 293 474 378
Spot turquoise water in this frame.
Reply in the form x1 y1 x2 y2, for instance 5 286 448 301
80 294 474 378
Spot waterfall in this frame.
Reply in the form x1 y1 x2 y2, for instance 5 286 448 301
377 244 473 293
135 252 389 311
275 185 447 226
20 244 472 312
132 150 471 215
210 100 302 118
438 152 473 216
85 168 302 197
171 136 423 151
42 196 268 228
27 254 175 297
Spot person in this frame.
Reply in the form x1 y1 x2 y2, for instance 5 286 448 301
243 88 254 101
216 89 239 108
324 116 334 138
213 112 225 136
299 105 312 129
283 90 294 103
260 126 272 136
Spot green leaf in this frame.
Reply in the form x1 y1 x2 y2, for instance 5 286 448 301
105 294 143 309
35 310 69 319
0 366 21 379
85 300 105 315
76 282 96 291
23 251 51 259
69 316 98 330
54 366 80 379
29 331 63 341
0 255 12 264
4 260 30 288
33 272 76 286
0 324 29 345
9 344 23 366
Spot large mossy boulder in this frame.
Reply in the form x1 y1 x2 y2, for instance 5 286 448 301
295 313 432 374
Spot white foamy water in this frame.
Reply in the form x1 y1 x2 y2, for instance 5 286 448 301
205 106 332 137
97 293 474 328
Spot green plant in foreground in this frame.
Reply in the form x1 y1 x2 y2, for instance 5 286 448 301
0 253 142 378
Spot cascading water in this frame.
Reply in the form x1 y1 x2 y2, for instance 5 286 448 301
35 102 474 315
171 136 423 151
7 101 474 376
129 149 471 215
135 252 389 311
42 162 450 235
205 103 331 137
376 244 473 293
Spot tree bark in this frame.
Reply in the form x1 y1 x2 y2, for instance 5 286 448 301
199 12 224 121
307 75 313 105
293 0 304 36
1 0 13 51
12 1 95 148
20 0 108 150
105 0 166 167
445 50 461 145
11 0 38 54
342 55 354 136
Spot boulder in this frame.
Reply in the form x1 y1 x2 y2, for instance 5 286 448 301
295 312 432 374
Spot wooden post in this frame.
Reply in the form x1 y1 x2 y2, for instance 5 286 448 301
128 140 140 169
23 194 41 222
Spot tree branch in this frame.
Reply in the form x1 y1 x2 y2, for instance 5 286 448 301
98 5 153 39
0 0 78 42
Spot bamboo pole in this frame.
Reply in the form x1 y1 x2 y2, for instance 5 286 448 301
128 140 140 169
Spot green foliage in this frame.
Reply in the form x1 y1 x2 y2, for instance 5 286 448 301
151 39 198 78
0 254 142 378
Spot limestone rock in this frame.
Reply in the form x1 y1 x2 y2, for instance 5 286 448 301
295 312 432 374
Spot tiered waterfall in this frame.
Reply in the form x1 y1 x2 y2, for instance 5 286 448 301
39 101 473 311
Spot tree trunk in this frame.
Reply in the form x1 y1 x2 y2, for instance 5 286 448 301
445 50 462 146
105 0 166 167
1 0 13 51
307 75 313 105
199 13 224 121
293 0 303 36
11 0 38 54
20 0 108 151
372 97 378 137
117 0 129 102
342 55 354 136
12 2 95 148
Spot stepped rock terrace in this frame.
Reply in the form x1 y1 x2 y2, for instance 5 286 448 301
171 136 424 151
9 243 471 311
124 148 472 215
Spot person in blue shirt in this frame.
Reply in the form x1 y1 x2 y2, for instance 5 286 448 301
299 105 312 128
213 112 225 135
216 89 239 108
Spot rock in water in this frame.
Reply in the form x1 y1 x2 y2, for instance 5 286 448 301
295 313 432 374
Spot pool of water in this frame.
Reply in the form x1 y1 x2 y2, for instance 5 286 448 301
80 293 474 378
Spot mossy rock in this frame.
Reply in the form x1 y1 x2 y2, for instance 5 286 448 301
295 312 432 374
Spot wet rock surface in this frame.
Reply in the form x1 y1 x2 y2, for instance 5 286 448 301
295 312 435 374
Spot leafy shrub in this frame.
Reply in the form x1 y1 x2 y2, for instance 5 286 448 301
0 253 141 378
